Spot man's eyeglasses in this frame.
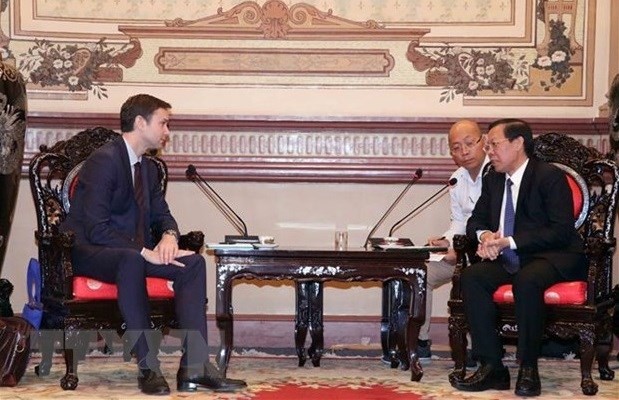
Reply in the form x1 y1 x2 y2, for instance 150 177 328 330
449 136 482 155
483 138 510 152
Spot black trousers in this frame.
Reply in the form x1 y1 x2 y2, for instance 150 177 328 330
72 245 209 370
461 258 563 367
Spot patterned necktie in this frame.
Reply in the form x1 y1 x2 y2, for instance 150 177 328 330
134 162 146 247
502 178 520 274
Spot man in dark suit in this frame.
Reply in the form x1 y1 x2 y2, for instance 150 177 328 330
451 119 586 397
62 94 246 395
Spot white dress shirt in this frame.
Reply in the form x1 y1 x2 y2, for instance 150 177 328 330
442 157 490 245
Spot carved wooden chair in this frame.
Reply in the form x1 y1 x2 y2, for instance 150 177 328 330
448 132 618 395
29 127 204 390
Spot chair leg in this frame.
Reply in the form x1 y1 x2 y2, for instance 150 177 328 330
578 330 598 396
60 330 79 390
448 315 468 384
34 330 57 376
596 325 615 381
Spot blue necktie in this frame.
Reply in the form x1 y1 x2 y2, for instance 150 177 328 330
502 178 520 274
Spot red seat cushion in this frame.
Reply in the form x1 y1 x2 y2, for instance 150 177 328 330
73 276 174 300
493 281 587 305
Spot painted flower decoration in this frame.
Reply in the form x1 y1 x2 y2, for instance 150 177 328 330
532 20 575 91
17 38 132 99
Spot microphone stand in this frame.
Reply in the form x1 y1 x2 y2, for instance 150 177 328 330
388 178 457 237
186 166 259 243
363 169 423 249
188 176 245 235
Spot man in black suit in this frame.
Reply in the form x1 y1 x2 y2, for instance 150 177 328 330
62 94 246 395
451 119 586 397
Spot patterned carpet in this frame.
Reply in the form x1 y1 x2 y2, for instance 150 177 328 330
4 351 618 399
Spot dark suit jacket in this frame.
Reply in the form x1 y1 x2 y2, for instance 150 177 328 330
466 158 586 280
62 137 178 252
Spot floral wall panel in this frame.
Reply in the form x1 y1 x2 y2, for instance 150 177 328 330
6 0 599 109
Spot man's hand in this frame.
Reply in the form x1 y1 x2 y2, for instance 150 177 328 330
442 248 457 265
476 231 510 260
141 248 195 267
153 233 179 265
427 236 450 248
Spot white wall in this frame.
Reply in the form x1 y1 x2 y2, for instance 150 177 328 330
6 176 618 321
2 179 453 317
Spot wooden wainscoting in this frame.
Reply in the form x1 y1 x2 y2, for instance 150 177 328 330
26 114 609 184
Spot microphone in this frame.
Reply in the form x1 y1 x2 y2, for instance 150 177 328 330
186 165 259 243
388 177 458 237
363 168 423 249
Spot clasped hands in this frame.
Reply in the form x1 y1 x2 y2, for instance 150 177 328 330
141 233 194 266
477 231 510 260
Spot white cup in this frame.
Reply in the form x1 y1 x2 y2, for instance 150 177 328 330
334 230 348 251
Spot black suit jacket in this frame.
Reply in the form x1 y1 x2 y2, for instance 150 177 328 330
466 158 586 280
62 137 178 252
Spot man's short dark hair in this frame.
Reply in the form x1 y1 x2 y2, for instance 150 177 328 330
488 118 534 157
120 94 171 133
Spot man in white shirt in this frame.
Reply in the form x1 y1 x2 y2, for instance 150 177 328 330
419 119 488 359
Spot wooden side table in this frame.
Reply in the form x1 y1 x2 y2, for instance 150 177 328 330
213 248 429 381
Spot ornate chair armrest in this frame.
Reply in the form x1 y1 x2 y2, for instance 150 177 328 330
585 236 616 259
450 234 477 300
583 236 616 304
36 230 76 300
179 230 205 253
56 231 76 298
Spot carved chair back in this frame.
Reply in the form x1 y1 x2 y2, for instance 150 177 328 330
448 132 618 395
30 127 169 302
28 126 181 390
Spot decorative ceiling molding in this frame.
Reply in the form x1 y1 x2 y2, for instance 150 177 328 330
118 0 429 43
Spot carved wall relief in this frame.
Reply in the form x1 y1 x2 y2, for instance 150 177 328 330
123 1 427 78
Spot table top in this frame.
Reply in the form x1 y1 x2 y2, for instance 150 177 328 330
210 245 447 258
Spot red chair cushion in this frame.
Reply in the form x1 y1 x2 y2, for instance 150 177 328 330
493 281 587 305
73 276 174 300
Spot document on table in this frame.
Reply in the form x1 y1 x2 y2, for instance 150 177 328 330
428 252 446 262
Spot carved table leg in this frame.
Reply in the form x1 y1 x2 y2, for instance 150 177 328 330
307 281 324 367
295 282 310 366
381 280 398 368
407 273 425 381
394 280 411 371
216 275 234 377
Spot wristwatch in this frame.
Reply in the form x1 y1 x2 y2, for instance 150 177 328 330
163 229 179 242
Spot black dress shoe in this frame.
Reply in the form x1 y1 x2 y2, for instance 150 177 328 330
452 363 510 392
138 369 170 396
515 366 541 397
177 363 247 393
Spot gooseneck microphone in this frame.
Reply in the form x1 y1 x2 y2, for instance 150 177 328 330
388 177 458 237
363 168 423 249
186 164 256 242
